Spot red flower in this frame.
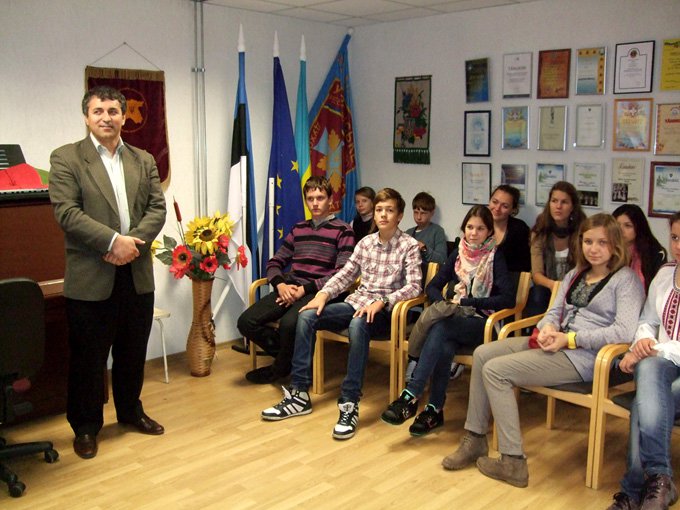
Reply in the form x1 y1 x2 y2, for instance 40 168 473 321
169 245 192 279
236 245 248 269
199 255 219 274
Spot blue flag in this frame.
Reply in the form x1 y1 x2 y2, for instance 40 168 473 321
228 36 259 305
309 33 359 224
261 54 303 276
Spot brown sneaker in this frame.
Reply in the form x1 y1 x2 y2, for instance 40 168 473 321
476 454 529 488
442 432 488 470
607 492 640 510
641 474 678 510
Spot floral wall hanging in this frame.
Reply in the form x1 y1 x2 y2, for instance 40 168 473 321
393 75 431 164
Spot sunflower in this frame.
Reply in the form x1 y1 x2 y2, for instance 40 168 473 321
186 215 220 255
212 211 234 238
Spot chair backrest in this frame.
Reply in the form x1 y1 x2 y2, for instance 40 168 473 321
0 278 45 377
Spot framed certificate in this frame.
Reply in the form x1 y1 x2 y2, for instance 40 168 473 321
614 41 655 94
655 103 680 156
574 162 604 208
536 163 566 206
576 47 607 95
537 49 571 99
466 58 489 103
464 110 491 157
501 106 529 149
501 164 527 205
661 38 680 91
649 161 680 218
613 98 653 151
611 157 644 204
538 105 567 151
574 104 605 149
503 52 532 98
462 162 491 205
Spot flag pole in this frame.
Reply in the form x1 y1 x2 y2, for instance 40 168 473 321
268 177 275 259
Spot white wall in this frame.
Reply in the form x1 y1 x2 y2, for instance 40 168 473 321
352 0 680 243
0 0 345 359
2 0 679 360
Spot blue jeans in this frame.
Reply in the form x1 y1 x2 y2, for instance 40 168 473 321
405 315 485 409
291 302 390 403
621 356 680 501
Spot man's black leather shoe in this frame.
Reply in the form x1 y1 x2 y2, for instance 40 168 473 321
120 414 165 435
73 434 98 459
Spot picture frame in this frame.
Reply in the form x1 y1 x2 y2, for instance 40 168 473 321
611 157 645 204
654 103 680 156
537 49 571 99
464 110 491 156
503 52 532 98
661 38 680 91
574 104 605 149
576 46 607 95
394 75 432 164
465 58 489 103
462 162 491 205
648 161 680 218
501 163 527 205
573 162 605 208
501 106 529 149
614 40 655 94
538 105 567 151
613 98 653 151
535 163 566 206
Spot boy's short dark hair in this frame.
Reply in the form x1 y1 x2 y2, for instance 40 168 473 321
412 192 435 212
303 176 332 198
375 188 406 214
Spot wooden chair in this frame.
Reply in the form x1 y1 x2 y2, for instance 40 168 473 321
312 263 439 403
247 277 272 370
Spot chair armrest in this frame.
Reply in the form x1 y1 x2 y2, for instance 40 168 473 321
483 307 519 344
592 343 631 402
393 294 429 333
497 313 546 340
248 277 269 306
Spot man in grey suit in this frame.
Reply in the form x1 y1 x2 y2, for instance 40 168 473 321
49 86 167 459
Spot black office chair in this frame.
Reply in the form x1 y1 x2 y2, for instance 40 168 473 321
1 278 58 498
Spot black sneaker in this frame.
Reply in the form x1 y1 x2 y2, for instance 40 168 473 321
261 386 312 421
246 365 277 384
333 401 359 440
381 390 418 425
409 404 444 436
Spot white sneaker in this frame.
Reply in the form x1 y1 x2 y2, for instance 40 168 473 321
332 401 359 440
261 386 312 421
450 362 464 380
405 359 417 383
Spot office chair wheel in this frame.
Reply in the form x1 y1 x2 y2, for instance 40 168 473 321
8 480 26 498
44 449 59 463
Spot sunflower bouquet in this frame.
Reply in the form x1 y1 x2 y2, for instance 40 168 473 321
153 200 247 281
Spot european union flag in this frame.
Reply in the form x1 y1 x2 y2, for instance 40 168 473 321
261 47 303 275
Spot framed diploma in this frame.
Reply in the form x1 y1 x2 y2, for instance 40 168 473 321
537 49 571 99
503 52 532 98
466 58 489 103
501 164 527 205
655 103 680 156
464 110 491 157
538 105 567 151
661 38 680 91
461 163 491 205
573 162 604 208
649 161 680 218
611 157 644 204
576 47 607 95
574 104 605 149
535 163 566 206
501 106 529 149
614 41 655 94
613 98 653 151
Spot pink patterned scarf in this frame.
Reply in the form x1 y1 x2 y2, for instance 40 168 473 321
452 236 496 304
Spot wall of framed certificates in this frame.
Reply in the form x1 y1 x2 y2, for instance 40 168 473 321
353 0 679 244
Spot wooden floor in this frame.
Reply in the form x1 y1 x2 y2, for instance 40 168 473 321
1 341 669 509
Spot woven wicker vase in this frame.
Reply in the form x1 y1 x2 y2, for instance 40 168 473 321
187 278 216 377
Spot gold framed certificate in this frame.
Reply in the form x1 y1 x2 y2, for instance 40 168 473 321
537 49 571 99
613 98 653 151
538 105 567 151
654 103 680 156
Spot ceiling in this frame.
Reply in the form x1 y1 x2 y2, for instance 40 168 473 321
201 0 542 27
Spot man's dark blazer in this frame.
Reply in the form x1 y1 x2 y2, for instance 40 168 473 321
49 136 166 301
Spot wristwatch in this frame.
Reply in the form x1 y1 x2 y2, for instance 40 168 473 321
379 295 389 306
